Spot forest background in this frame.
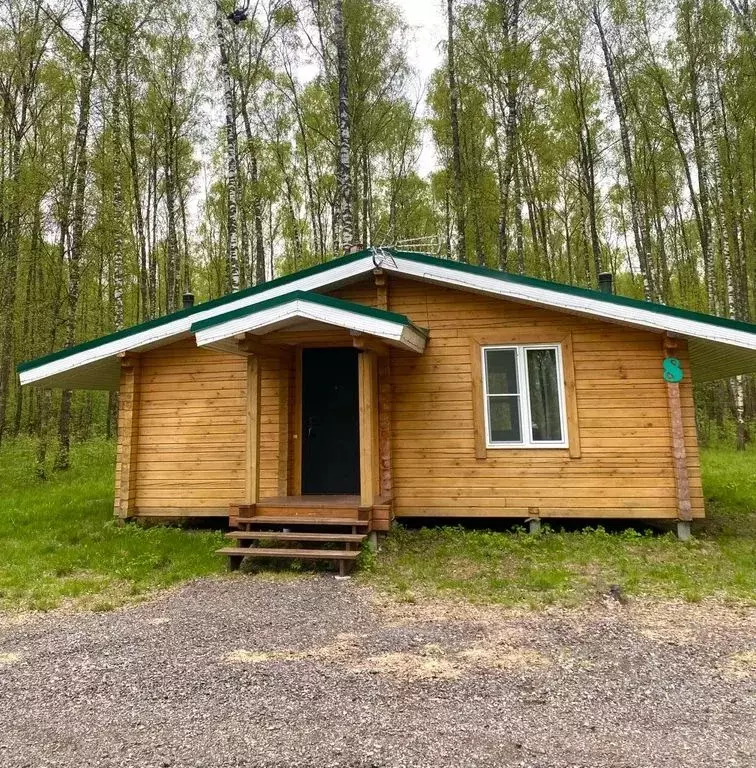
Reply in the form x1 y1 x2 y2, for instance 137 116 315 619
0 0 753 473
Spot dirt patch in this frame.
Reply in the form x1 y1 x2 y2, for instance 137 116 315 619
456 644 550 670
631 598 755 644
225 632 367 665
724 650 756 679
355 649 461 680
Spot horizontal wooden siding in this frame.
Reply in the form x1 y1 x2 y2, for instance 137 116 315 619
341 277 705 520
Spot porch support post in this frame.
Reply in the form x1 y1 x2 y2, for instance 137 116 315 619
246 354 262 505
277 350 292 496
115 353 140 520
374 268 393 499
663 336 692 535
377 356 393 499
358 349 379 508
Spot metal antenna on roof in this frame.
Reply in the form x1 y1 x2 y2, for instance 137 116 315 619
393 235 440 254
370 245 397 270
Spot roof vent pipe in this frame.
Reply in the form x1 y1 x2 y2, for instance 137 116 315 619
598 272 614 295
182 292 195 309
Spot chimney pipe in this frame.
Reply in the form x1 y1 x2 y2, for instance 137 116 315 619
182 292 195 309
598 272 613 295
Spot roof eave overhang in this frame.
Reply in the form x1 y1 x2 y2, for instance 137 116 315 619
17 249 756 388
18 254 377 389
381 254 756 381
384 254 756 352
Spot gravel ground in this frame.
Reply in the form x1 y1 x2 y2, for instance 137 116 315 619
0 576 754 768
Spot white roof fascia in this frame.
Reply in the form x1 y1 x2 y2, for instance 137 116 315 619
194 298 427 353
386 255 756 352
19 255 376 386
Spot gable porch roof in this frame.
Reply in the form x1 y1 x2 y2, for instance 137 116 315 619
191 291 428 355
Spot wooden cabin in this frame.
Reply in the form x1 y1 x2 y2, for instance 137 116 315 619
18 249 756 571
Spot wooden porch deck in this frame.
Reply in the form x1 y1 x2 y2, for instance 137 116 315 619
257 495 362 508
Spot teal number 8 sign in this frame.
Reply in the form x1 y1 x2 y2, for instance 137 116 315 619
663 357 684 383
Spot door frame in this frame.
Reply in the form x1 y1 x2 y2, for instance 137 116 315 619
291 344 379 506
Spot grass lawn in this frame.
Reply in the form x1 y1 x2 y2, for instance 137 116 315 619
0 439 225 611
365 448 756 607
0 438 753 611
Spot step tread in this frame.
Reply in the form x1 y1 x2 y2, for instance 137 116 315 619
235 516 369 527
217 546 360 560
226 531 366 543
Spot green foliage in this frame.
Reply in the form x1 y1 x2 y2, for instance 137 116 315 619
0 438 225 611
0 0 754 449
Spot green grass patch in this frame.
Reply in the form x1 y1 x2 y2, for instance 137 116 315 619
0 440 753 611
361 446 756 608
0 438 225 611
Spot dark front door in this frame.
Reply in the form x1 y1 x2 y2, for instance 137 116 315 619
301 347 360 495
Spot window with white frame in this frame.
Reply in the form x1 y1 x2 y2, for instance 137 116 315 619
482 344 568 448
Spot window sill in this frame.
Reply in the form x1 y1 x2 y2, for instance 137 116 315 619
486 443 569 450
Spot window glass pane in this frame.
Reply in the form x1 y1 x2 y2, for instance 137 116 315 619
488 396 522 443
526 348 563 442
485 349 519 394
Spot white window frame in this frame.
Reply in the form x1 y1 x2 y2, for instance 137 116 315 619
482 343 569 449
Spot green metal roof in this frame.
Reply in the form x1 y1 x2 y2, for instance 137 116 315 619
190 289 427 335
17 247 756 378
399 251 756 337
16 250 370 374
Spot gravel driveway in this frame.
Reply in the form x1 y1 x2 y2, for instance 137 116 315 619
0 576 754 768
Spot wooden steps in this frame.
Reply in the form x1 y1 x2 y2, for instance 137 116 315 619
226 531 366 543
218 547 359 560
253 506 361 519
219 500 371 575
235 516 369 528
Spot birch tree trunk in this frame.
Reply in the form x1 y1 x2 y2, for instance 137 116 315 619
125 55 149 320
55 0 95 472
112 56 125 331
165 139 180 312
0 129 23 446
216 3 239 290
333 0 353 249
0 4 42 445
447 0 466 262
109 43 125 439
593 2 655 302
513 149 524 274
500 0 521 271
239 99 266 285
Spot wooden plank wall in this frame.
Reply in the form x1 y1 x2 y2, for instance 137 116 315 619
124 275 705 522
133 338 247 516
332 277 705 520
259 354 289 499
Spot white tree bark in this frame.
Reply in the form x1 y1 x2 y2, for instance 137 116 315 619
333 0 353 250
447 0 466 262
216 2 239 290
593 3 656 302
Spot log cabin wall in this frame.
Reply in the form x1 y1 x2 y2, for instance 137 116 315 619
118 274 705 521
330 276 705 520
128 338 247 516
